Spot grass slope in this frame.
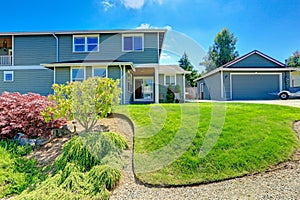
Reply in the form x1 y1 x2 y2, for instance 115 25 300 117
128 103 300 185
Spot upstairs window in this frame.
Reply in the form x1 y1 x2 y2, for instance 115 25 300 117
73 35 99 52
122 34 143 52
71 67 85 82
4 71 13 82
165 75 176 86
93 67 107 78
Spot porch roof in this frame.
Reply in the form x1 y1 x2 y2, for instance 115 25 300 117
158 65 191 74
41 60 134 69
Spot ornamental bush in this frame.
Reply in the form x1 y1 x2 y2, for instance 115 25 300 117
0 92 66 139
43 77 121 132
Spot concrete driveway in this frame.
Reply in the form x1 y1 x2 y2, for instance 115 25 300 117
187 99 300 108
229 99 300 108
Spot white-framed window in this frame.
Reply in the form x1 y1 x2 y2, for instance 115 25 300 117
71 67 85 82
122 34 144 52
93 67 107 78
3 71 14 82
73 35 99 53
165 75 176 86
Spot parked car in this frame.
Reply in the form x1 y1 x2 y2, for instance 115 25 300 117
277 87 300 100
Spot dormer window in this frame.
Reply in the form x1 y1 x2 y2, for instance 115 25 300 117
122 34 144 52
73 35 99 53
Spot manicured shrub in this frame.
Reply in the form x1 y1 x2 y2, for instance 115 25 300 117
0 140 41 198
0 92 66 139
102 132 128 150
55 132 128 171
88 165 121 192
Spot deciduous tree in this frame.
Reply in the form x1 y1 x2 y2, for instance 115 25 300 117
287 50 300 68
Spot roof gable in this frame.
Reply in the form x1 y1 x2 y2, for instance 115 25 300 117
224 50 285 68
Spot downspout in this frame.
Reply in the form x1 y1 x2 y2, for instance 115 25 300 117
52 33 59 62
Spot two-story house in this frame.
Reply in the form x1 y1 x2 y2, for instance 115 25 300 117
0 29 189 104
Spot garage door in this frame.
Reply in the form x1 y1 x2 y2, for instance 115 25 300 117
231 74 280 100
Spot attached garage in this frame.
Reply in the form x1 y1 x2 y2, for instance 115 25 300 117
231 73 281 100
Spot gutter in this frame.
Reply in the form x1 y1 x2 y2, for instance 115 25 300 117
52 33 59 62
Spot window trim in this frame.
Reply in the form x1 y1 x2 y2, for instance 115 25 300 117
3 71 14 82
122 33 144 52
164 74 176 86
92 66 108 78
73 35 99 53
71 67 86 82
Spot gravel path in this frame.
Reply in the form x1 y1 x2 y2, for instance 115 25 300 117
109 116 300 200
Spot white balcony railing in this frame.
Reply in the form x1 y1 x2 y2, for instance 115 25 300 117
0 55 12 66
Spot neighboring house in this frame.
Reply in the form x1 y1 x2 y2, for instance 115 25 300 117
196 50 296 100
0 29 189 103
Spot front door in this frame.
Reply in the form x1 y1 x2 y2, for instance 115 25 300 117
134 77 154 101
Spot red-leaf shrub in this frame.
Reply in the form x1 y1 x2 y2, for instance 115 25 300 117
0 92 66 139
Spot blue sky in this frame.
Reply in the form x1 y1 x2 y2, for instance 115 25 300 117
1 0 300 71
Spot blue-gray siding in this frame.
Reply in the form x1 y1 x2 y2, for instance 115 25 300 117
230 54 283 68
14 35 56 65
198 72 222 100
176 74 184 100
13 33 159 66
58 33 158 64
107 66 120 80
158 74 185 102
55 67 70 84
0 68 53 96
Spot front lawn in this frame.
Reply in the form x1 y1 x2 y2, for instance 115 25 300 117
127 103 300 185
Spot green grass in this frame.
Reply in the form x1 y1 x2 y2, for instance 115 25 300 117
126 103 300 185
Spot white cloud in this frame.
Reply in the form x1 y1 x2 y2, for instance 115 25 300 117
136 23 172 30
161 52 171 60
101 0 114 11
120 0 164 10
164 25 172 30
136 23 152 29
121 0 145 9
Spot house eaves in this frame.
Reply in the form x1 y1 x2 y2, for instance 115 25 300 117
0 29 167 36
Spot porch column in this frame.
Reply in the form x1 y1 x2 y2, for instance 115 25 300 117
155 65 159 103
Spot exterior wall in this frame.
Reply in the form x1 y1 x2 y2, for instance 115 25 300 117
125 68 133 104
55 67 70 84
176 74 184 100
13 32 159 66
230 54 283 68
86 66 93 79
223 72 231 100
198 72 222 100
14 35 56 65
0 68 53 96
58 33 158 64
158 74 167 102
291 71 300 87
107 66 121 80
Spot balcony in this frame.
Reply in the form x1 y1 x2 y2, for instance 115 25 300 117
0 55 12 66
